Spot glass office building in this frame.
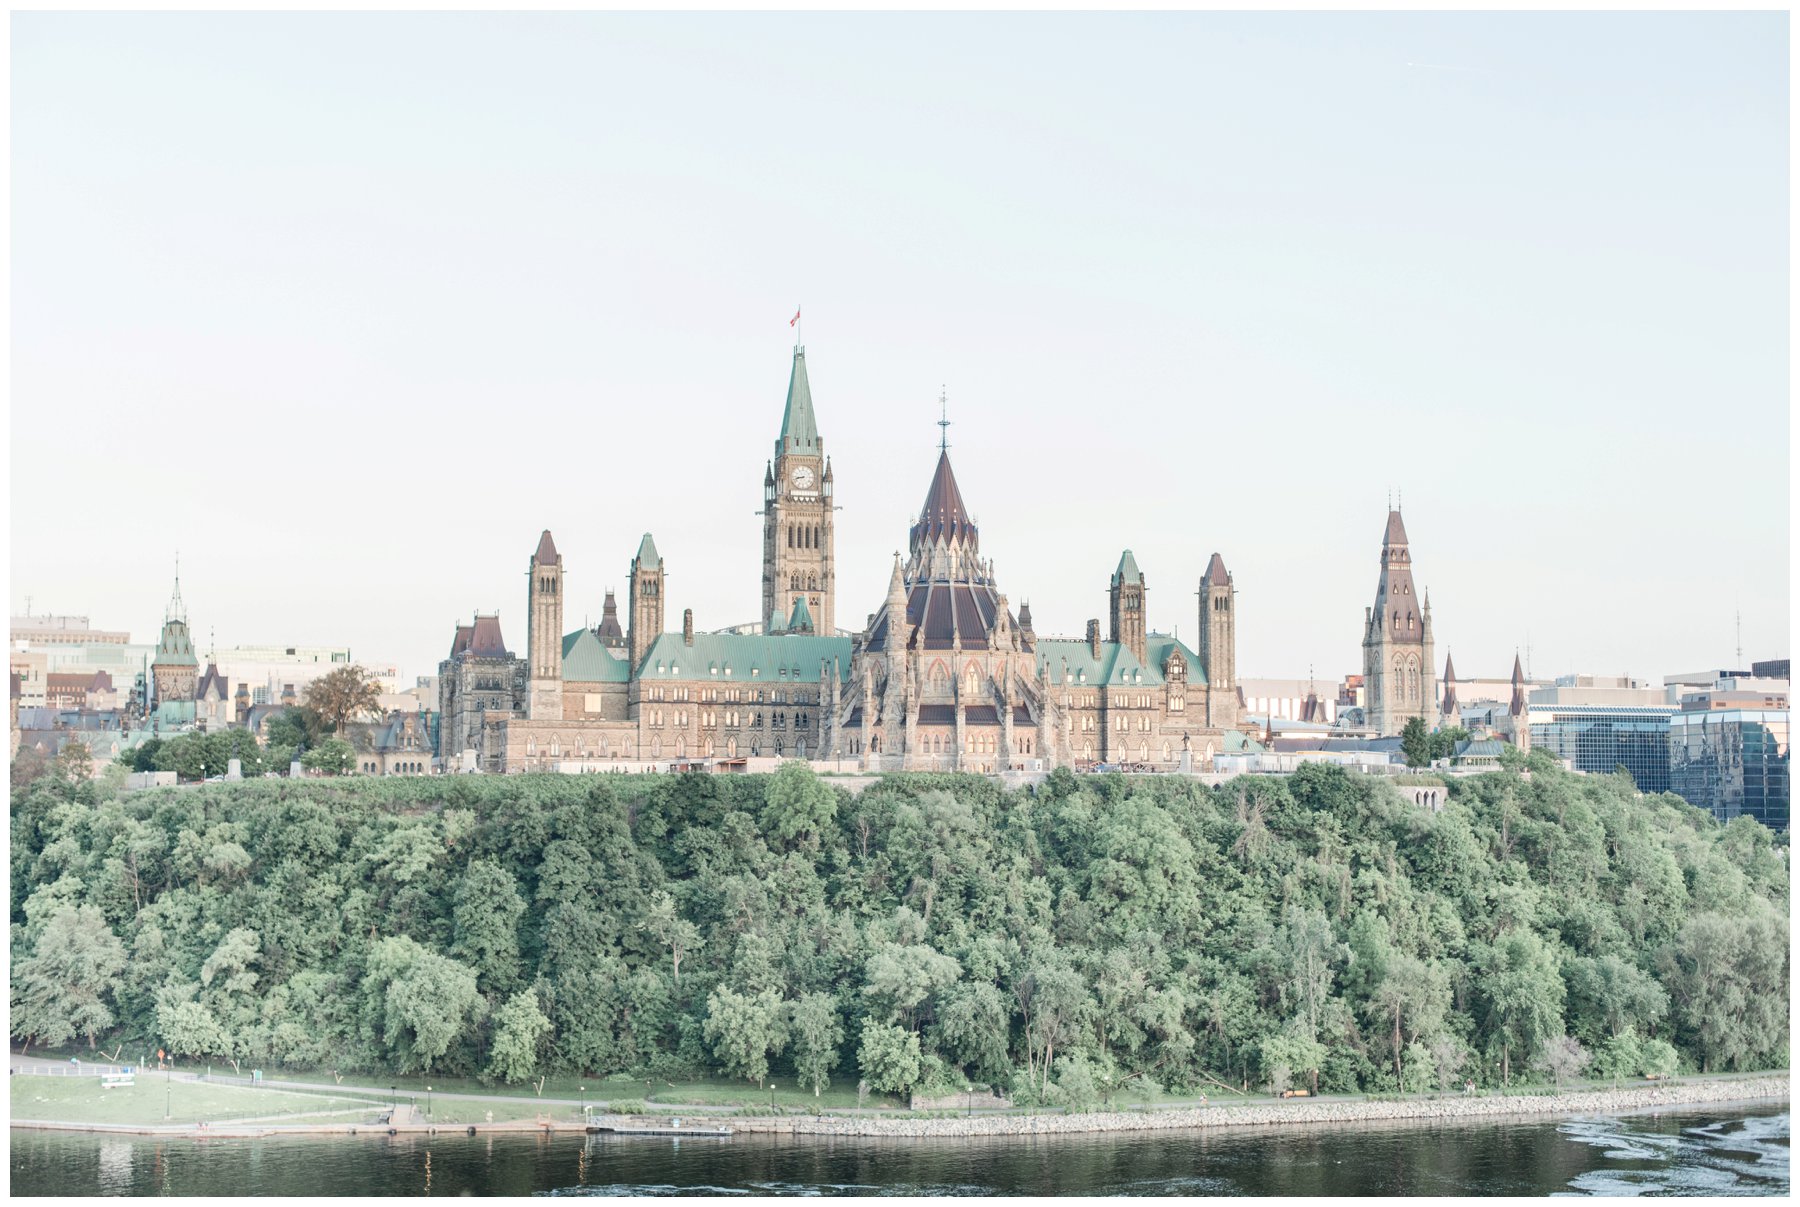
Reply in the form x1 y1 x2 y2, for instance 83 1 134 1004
1669 707 1790 831
1529 706 1677 794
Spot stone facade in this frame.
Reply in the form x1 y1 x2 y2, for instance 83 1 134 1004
1360 510 1437 736
762 347 836 636
438 345 1244 774
834 450 1241 773
150 571 198 728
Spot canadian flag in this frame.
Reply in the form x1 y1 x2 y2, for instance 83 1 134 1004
790 307 801 327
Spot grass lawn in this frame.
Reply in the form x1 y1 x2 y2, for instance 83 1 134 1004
642 1079 902 1111
241 1067 906 1112
11 1075 383 1126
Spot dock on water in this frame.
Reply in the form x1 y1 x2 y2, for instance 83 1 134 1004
585 1116 733 1138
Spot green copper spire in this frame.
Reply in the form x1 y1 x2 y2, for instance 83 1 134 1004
776 346 820 457
634 533 661 571
1113 549 1142 587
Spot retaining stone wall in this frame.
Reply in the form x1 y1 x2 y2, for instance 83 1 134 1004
734 1076 1788 1139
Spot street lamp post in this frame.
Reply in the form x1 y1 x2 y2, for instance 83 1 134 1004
426 1085 432 1120
768 1082 776 1113
165 1067 172 1121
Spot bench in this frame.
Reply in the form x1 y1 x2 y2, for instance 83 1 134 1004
101 1074 135 1089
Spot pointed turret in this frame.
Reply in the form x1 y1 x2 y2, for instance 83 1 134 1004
1510 653 1527 718
787 595 815 635
527 529 564 719
1109 549 1147 664
596 590 624 647
777 346 820 456
629 533 665 670
1441 651 1459 717
635 533 662 571
911 450 977 552
534 529 559 565
1384 509 1409 547
1204 552 1230 587
767 606 786 635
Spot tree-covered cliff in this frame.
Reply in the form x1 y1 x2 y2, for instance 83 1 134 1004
9 755 1787 1104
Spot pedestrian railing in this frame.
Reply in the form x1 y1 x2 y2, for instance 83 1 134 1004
13 1064 133 1078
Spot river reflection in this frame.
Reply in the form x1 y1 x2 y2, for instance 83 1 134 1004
9 1103 1788 1196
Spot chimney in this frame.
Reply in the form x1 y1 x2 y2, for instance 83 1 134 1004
682 609 694 646
1087 618 1101 659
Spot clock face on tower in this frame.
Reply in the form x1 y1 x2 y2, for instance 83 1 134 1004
791 465 815 491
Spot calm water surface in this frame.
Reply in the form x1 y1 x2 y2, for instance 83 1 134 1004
9 1103 1787 1196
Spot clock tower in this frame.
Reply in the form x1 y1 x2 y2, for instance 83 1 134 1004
762 344 835 634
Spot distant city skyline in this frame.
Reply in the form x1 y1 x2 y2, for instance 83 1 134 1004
11 12 1788 685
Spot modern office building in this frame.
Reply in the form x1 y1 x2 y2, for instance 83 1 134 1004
1529 705 1679 792
1522 675 1682 791
1668 691 1790 830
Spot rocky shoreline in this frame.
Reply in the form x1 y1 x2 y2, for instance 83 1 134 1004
731 1076 1790 1139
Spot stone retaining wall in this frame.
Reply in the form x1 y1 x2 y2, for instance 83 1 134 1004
734 1076 1789 1139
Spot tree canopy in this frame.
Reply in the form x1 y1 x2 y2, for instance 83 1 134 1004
8 757 1787 1099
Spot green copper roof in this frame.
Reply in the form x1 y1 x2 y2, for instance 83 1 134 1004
635 533 661 570
637 632 852 683
1035 631 1206 689
153 617 199 668
562 627 631 683
1222 728 1261 754
767 607 786 635
1113 549 1142 586
777 347 820 456
787 595 814 632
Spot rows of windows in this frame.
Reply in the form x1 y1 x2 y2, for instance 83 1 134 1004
787 523 823 549
644 709 811 731
1530 712 1675 795
1669 712 1789 831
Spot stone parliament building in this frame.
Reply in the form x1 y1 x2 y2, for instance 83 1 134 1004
439 346 1249 774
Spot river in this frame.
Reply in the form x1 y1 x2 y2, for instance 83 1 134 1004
9 1103 1787 1196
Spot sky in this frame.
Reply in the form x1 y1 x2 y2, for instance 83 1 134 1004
10 11 1789 686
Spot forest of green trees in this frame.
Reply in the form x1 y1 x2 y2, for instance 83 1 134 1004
9 753 1788 1107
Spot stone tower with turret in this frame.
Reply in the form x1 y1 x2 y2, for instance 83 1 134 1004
1361 508 1436 736
762 345 835 635
151 563 199 716
527 530 563 720
1109 551 1147 665
629 533 664 672
1199 552 1239 728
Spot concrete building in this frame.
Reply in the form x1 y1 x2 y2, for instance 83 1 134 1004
1239 678 1342 726
11 615 158 705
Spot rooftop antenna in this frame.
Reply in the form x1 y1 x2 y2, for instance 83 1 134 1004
937 387 951 452
24 595 31 616
1526 630 1533 680
1736 606 1743 667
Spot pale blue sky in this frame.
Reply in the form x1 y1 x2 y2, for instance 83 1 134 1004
11 12 1788 685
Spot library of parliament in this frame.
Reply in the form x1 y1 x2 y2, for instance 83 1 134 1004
438 345 1254 774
